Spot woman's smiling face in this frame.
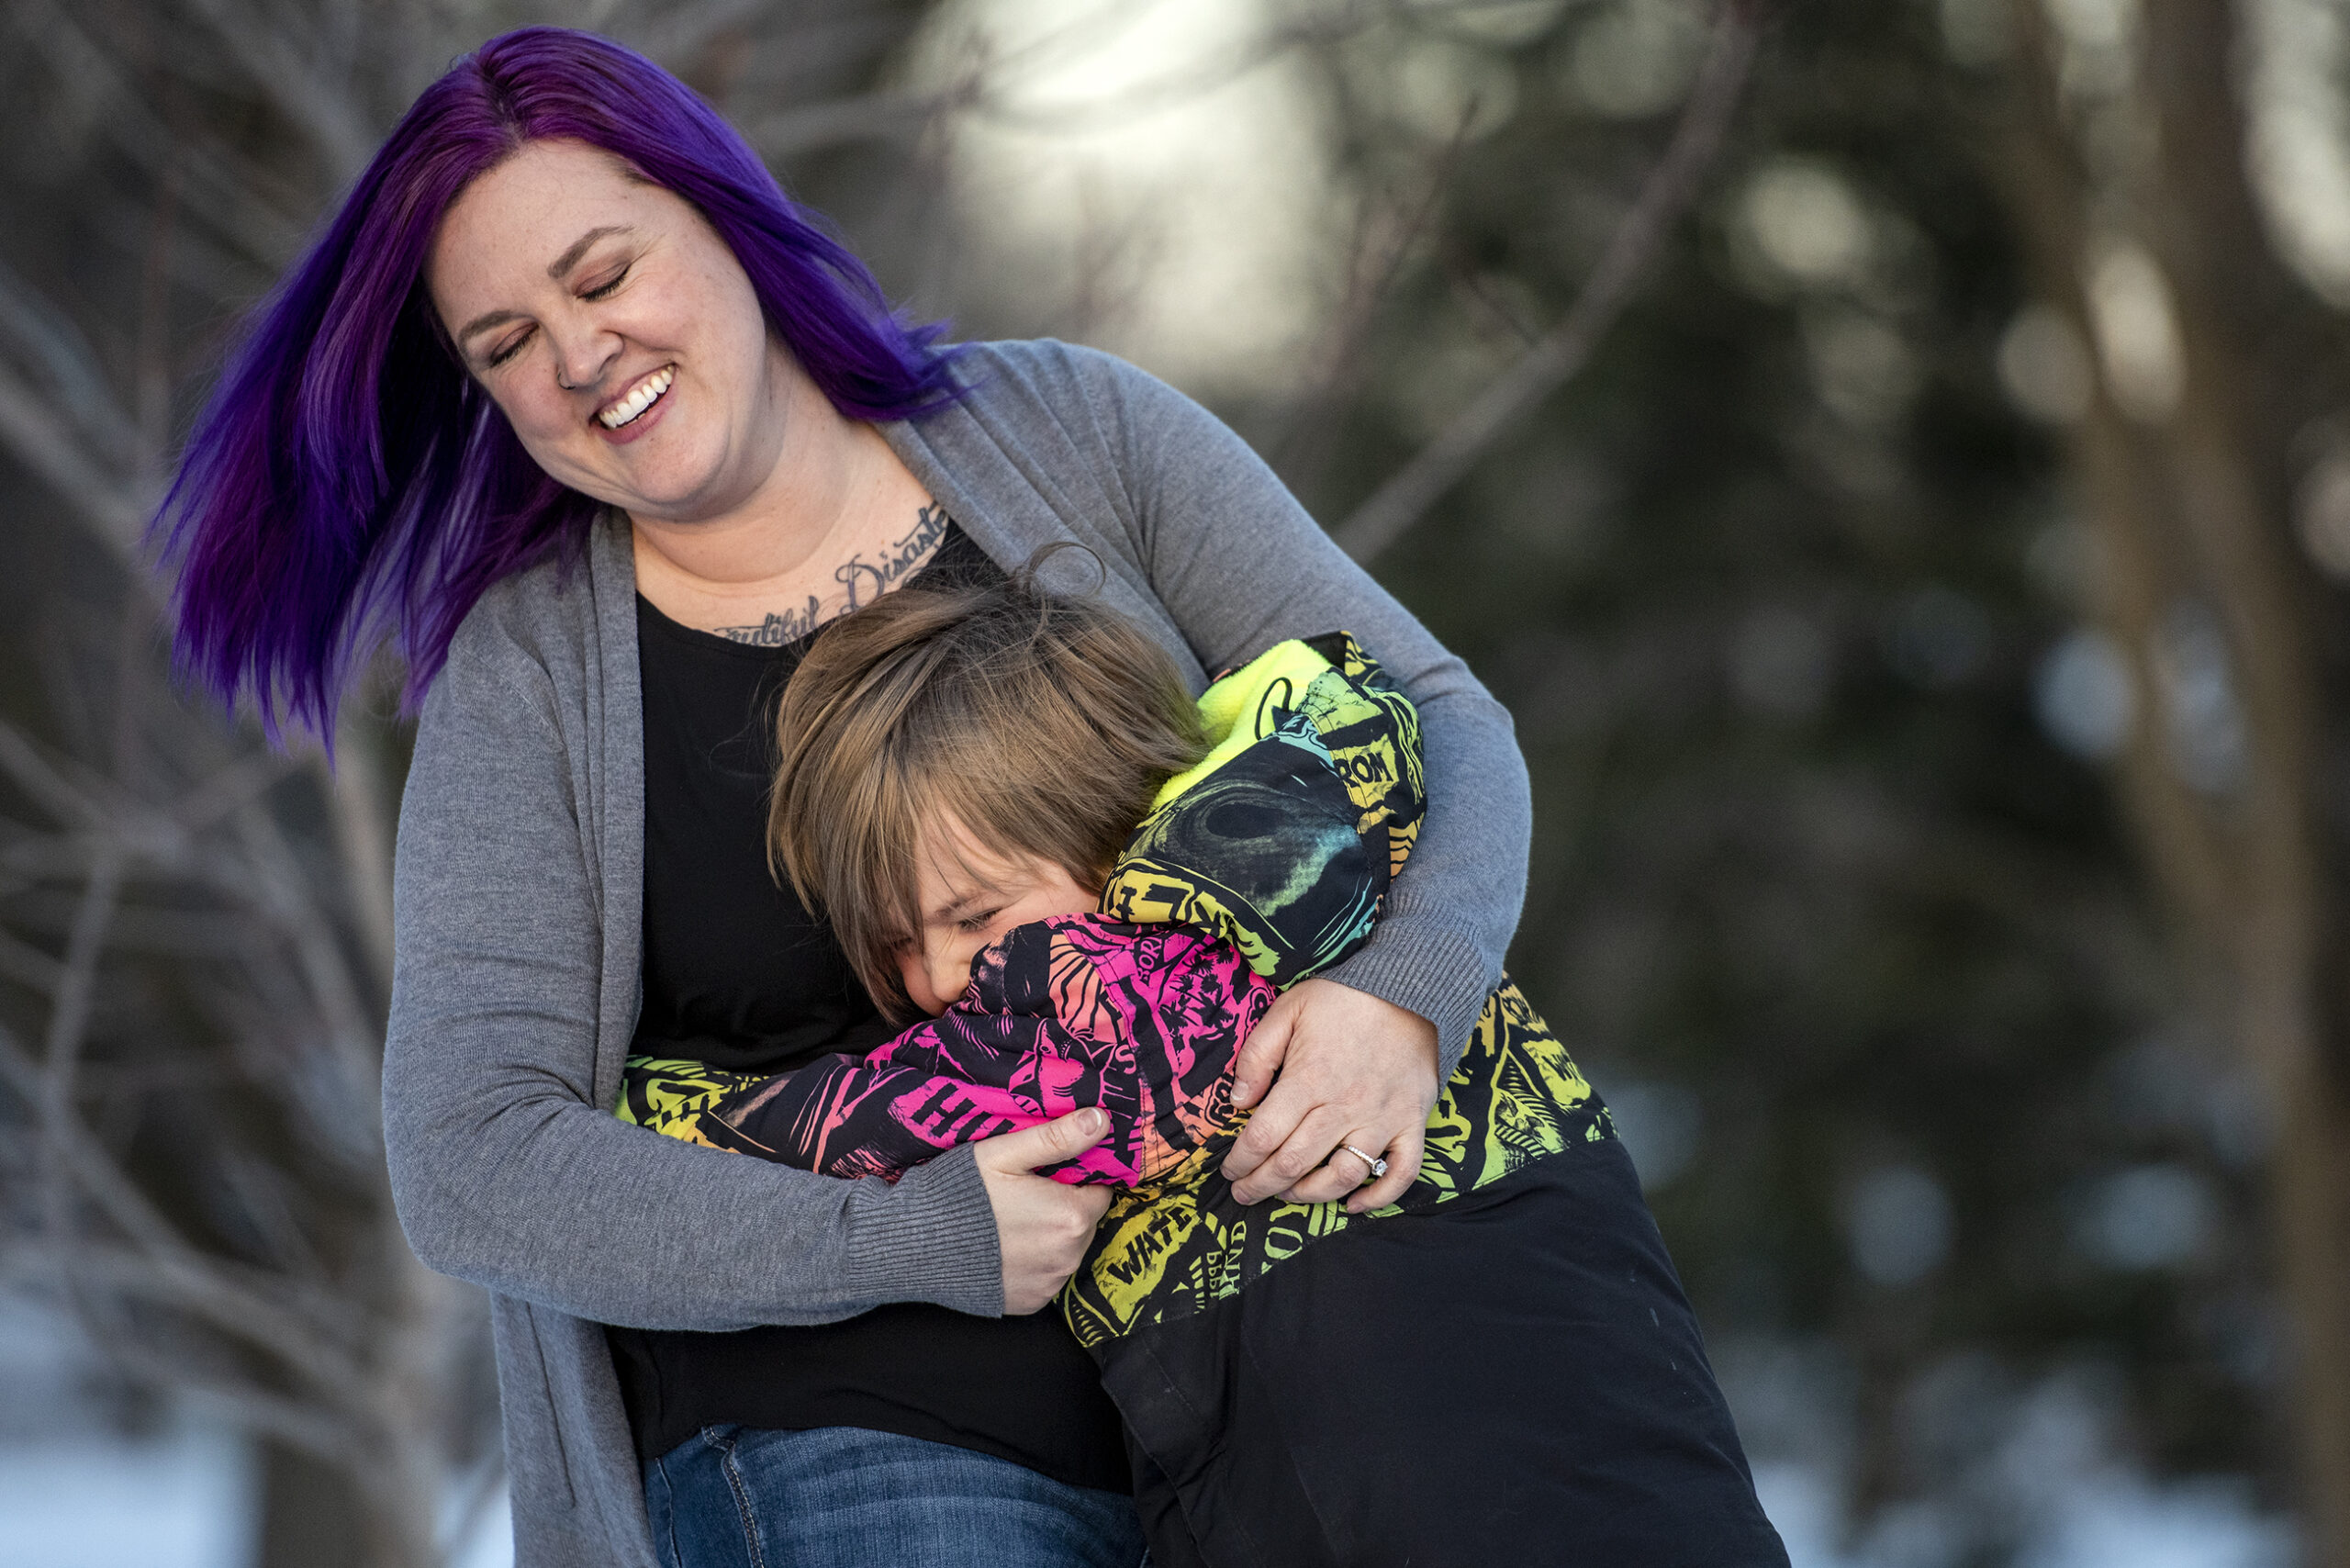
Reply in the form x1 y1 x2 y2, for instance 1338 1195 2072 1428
425 138 796 523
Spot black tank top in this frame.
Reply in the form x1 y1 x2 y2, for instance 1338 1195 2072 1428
603 523 1131 1491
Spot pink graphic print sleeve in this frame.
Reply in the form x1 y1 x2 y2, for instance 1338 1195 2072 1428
711 914 1272 1188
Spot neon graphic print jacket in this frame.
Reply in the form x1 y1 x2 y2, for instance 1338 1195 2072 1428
614 632 1427 1190
616 636 1785 1568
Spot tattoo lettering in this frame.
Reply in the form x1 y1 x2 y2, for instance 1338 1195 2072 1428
713 501 953 645
715 596 827 647
834 501 950 612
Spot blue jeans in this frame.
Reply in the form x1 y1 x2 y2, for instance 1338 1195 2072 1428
644 1425 1147 1568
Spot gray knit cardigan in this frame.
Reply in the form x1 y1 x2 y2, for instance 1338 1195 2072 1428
383 340 1531 1566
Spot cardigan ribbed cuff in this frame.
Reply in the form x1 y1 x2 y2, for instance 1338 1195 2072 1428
835 1145 1003 1317
1322 899 1496 1083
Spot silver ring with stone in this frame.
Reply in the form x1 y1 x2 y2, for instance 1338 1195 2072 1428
1339 1143 1388 1182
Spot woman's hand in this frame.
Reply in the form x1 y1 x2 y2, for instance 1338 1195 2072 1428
973 1108 1116 1315
1221 978 1439 1215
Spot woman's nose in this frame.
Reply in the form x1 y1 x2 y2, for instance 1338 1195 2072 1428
547 321 621 396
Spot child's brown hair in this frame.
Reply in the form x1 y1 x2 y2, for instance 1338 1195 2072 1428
768 568 1206 1018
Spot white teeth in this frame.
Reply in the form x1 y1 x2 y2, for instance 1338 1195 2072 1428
597 365 674 430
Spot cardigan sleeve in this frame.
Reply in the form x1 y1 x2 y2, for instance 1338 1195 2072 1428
1051 343 1531 1075
382 599 1005 1328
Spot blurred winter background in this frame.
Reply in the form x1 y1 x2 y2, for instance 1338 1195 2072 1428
5 0 2350 1563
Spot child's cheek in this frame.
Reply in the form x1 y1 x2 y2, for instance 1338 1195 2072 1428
898 947 946 1017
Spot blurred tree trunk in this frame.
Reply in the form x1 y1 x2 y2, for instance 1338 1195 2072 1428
1998 0 2350 1559
257 1443 379 1567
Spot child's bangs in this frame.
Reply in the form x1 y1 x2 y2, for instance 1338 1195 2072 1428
906 701 1133 897
769 568 1208 1016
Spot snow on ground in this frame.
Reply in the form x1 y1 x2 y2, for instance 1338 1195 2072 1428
0 1432 515 1568
0 1424 249 1568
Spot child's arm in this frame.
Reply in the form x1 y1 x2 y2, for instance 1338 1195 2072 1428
620 915 1272 1186
617 1046 1026 1178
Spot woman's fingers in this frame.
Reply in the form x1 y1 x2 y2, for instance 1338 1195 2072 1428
974 1108 1113 1315
1227 989 1301 1112
972 1104 1110 1176
1343 1123 1425 1215
1275 1116 1429 1208
1278 1125 1392 1207
1220 979 1439 1205
1221 1083 1312 1201
1232 1103 1354 1205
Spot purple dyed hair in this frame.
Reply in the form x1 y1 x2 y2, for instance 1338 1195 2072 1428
153 26 964 742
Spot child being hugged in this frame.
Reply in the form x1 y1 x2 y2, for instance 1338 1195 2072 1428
619 572 1786 1568
624 576 1267 1189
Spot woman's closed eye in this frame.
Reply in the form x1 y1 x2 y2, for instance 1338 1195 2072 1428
480 265 632 369
954 908 1002 934
485 326 533 368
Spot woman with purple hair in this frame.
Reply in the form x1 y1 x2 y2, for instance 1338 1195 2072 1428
154 26 1538 1568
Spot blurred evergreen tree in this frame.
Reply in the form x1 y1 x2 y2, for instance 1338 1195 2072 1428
1220 0 2344 1556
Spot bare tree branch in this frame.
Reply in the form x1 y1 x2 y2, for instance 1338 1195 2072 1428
0 371 149 560
176 0 376 183
748 85 976 158
0 1028 367 1392
1263 95 1476 480
322 732 395 997
54 1319 364 1462
0 927 65 996
38 842 123 1218
175 749 305 833
1332 0 1765 564
6 0 311 263
0 255 139 462
0 719 111 830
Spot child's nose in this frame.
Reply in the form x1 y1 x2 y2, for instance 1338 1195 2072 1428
928 946 967 1005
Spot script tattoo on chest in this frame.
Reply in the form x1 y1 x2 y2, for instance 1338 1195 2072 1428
714 596 828 647
715 502 951 646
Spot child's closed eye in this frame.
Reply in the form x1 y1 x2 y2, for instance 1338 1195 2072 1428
955 909 1002 933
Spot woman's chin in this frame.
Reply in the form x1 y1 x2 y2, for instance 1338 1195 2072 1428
559 450 733 524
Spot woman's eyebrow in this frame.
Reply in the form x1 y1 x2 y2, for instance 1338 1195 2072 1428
454 308 520 346
546 223 634 280
453 226 639 349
